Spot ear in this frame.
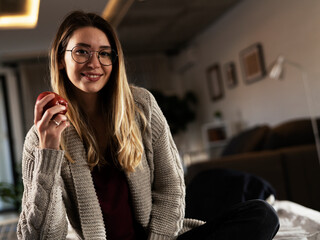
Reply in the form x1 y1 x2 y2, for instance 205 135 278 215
59 59 66 70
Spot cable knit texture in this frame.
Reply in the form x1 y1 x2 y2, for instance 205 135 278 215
17 87 204 240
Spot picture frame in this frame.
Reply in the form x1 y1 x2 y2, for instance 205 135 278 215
202 121 227 144
206 64 224 101
224 62 238 89
239 43 266 84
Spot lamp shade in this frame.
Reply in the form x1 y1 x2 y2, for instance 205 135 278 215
269 56 285 80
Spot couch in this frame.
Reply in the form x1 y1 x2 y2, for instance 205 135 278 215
184 118 320 218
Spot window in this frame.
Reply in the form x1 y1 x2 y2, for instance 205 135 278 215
0 75 16 212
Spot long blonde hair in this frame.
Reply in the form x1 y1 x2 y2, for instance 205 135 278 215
50 11 145 172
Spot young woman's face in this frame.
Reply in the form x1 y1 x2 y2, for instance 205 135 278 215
61 26 113 95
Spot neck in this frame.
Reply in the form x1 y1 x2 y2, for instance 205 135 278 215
74 90 101 119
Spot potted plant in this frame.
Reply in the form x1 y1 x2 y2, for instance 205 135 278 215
0 167 23 212
150 90 197 135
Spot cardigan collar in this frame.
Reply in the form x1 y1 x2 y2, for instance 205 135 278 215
64 126 107 239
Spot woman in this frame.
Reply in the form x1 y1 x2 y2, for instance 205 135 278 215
17 11 279 240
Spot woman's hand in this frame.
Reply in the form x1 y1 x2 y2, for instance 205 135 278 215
34 93 69 150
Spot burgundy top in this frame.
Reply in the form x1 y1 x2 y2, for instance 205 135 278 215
91 163 146 240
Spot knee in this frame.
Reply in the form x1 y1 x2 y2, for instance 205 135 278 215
251 199 279 231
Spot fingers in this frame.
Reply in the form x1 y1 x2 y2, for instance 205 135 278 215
51 119 61 126
50 114 69 128
49 117 70 133
38 115 70 150
56 118 70 132
34 94 70 149
34 93 55 123
38 104 67 125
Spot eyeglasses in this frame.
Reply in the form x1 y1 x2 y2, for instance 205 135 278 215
65 46 118 66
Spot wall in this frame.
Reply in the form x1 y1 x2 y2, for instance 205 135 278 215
3 0 320 158
169 0 320 152
126 53 178 94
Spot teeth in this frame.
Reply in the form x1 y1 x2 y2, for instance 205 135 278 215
87 74 99 78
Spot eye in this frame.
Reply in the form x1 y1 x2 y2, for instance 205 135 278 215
74 47 89 56
99 50 112 58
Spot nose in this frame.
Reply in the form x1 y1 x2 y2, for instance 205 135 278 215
87 51 100 68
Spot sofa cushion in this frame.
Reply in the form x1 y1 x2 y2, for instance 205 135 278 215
280 145 320 211
221 125 270 156
185 150 287 200
263 118 320 150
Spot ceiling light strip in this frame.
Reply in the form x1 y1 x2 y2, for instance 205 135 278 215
0 0 40 29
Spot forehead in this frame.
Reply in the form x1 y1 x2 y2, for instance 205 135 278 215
67 26 111 47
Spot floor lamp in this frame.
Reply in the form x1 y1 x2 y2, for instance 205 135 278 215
269 56 320 165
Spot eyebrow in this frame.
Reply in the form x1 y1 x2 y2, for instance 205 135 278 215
76 43 112 49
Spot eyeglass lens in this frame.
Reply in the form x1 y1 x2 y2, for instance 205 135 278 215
71 46 116 66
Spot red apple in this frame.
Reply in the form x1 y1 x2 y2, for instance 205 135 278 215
36 91 68 116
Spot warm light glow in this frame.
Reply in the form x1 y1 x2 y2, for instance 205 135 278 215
102 0 134 27
0 0 40 29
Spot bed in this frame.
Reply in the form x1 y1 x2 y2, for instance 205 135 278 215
272 199 320 240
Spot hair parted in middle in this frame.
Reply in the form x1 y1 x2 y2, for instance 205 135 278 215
49 11 146 172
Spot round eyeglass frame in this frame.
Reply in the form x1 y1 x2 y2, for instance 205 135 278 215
65 46 118 66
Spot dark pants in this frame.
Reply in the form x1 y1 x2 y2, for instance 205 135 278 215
178 199 279 240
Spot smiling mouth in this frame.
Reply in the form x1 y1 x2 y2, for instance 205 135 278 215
81 73 103 81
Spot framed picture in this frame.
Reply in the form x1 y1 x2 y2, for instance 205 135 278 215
206 64 224 101
224 62 238 89
240 43 266 84
201 121 228 147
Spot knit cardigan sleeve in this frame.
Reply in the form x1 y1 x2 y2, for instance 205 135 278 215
17 126 69 239
142 89 186 240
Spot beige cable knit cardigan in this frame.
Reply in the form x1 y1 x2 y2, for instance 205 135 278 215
17 87 204 240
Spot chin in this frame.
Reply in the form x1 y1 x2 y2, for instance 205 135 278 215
81 84 105 94
83 88 102 94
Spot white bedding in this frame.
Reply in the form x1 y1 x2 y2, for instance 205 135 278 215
273 200 320 240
